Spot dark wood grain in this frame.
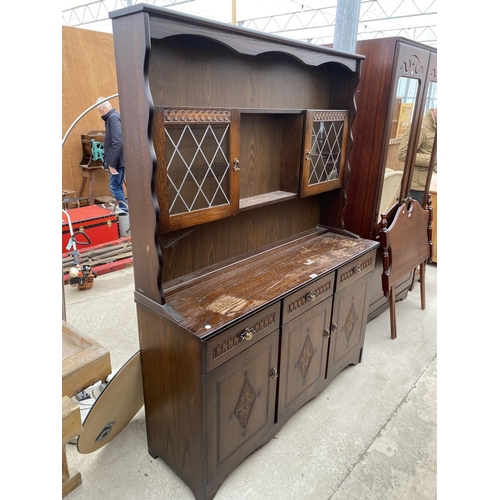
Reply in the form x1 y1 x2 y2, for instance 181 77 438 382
380 198 433 339
112 12 164 304
136 306 207 500
111 7 378 500
342 37 437 321
163 232 377 335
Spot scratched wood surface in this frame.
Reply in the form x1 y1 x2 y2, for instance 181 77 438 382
164 232 377 336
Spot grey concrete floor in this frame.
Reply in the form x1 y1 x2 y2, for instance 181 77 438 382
63 263 437 500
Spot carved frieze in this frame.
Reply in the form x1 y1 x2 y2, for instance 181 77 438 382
212 311 277 361
287 282 331 314
164 108 232 124
312 110 347 122
339 257 373 284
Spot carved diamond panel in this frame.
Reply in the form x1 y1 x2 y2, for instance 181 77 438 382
342 302 358 346
234 379 257 429
298 333 314 380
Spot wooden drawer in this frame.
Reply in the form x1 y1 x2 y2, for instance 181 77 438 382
205 302 281 373
282 272 334 325
335 249 376 292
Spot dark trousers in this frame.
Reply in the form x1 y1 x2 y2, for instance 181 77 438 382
410 189 425 206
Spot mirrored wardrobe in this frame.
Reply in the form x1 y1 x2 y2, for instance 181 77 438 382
344 37 437 320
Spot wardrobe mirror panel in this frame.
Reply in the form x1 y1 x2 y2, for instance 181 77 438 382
378 76 418 219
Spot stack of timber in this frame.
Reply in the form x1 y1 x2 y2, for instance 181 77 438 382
62 237 133 279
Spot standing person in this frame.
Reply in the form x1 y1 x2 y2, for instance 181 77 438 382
397 107 437 205
95 97 128 212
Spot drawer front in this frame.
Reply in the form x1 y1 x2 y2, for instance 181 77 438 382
282 272 334 325
335 249 376 292
205 302 281 373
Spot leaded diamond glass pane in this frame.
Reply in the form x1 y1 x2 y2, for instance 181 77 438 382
308 120 343 185
165 123 231 215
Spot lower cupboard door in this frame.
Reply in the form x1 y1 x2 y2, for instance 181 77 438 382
328 272 371 378
277 296 332 422
206 329 279 481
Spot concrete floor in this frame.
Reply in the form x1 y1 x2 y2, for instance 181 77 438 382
63 263 437 500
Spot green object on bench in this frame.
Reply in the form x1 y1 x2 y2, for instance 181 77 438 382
91 139 104 162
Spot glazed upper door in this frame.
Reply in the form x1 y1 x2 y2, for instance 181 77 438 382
300 110 349 196
154 107 240 232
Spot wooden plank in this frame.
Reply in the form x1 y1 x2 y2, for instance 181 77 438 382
62 464 82 498
62 320 112 397
62 344 111 397
62 396 82 445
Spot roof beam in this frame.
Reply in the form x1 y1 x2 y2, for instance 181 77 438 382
62 0 193 27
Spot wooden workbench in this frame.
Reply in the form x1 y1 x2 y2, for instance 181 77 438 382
62 320 111 497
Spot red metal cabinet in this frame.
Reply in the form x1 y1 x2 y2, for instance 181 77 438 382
62 206 118 254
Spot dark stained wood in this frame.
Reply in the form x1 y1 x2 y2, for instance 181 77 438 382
163 232 376 335
113 4 363 70
136 305 207 500
328 271 371 379
345 37 435 240
112 12 164 304
159 198 322 283
278 296 332 422
299 110 349 197
149 36 337 110
240 112 302 199
154 107 241 232
380 197 433 339
204 302 281 373
110 6 378 500
344 38 397 240
206 330 279 484
343 37 437 321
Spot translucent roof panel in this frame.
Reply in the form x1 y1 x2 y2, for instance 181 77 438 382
62 0 437 48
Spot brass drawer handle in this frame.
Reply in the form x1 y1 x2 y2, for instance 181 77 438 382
233 158 240 171
306 291 317 302
353 265 362 274
271 367 279 379
240 327 255 341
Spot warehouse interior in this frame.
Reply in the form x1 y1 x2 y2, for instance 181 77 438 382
6 1 496 499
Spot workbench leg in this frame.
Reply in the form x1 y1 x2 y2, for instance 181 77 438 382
62 445 82 497
78 169 96 205
89 170 96 205
78 175 87 199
